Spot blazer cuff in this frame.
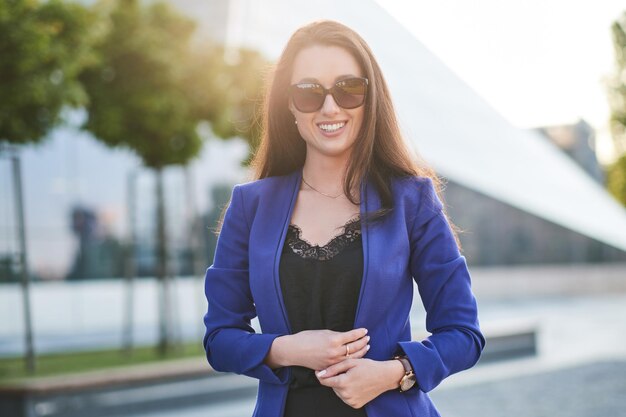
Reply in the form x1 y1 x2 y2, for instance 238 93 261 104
240 333 291 385
395 339 445 393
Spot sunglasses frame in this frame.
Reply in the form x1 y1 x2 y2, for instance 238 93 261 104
289 76 369 113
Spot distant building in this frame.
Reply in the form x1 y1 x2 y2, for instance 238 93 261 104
437 118 621 266
8 1 624 280
187 0 626 265
534 119 605 185
441 181 626 265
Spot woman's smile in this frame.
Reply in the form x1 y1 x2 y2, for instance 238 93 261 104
317 120 348 137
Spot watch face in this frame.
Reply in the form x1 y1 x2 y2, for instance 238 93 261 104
401 376 416 391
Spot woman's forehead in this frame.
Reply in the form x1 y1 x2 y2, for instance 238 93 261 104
290 45 362 85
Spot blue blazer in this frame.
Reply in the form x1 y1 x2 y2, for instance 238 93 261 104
203 168 485 417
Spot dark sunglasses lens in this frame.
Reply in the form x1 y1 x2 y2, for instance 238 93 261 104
333 78 367 109
292 84 325 112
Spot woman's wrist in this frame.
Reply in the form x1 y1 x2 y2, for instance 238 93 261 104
264 335 293 369
384 359 406 391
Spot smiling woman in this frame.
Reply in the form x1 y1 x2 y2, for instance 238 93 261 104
202 20 485 417
288 46 366 163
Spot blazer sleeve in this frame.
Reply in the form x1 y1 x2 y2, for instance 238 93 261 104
202 184 290 385
396 177 486 393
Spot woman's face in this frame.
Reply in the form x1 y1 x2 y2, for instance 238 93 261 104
289 45 365 162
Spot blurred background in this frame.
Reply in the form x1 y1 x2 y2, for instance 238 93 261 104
1 0 626 416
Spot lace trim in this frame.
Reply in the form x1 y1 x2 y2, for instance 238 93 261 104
286 216 361 261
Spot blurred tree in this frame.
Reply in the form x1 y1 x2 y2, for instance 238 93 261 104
81 0 200 356
607 11 626 206
607 154 626 206
0 0 97 373
80 0 268 355
185 46 269 165
0 0 98 144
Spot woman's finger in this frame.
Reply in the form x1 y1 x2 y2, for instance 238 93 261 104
316 358 357 379
336 332 370 358
340 335 369 358
349 342 371 359
350 334 370 351
338 328 368 345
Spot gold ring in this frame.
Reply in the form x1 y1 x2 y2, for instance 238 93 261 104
345 344 350 357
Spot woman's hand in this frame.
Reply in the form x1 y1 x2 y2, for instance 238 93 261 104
315 358 406 409
264 328 370 371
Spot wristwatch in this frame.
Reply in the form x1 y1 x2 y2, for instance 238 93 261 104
393 355 416 392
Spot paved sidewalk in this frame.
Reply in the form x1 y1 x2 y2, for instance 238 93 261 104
120 294 626 417
431 359 626 417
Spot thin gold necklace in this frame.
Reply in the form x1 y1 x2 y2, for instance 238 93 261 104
302 176 343 199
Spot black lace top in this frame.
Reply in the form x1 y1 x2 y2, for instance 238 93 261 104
279 216 367 417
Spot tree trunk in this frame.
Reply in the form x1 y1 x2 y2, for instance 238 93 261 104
11 149 36 373
155 167 172 355
122 169 138 357
184 166 206 340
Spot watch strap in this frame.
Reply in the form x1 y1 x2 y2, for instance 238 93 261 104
393 355 413 374
392 355 416 392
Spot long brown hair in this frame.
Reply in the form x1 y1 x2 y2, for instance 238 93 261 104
246 20 462 249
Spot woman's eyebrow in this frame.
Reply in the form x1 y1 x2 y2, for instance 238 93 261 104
296 78 318 84
335 74 358 81
295 74 359 84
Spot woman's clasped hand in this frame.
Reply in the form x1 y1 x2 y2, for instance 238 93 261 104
316 357 404 409
265 326 406 409
266 327 370 371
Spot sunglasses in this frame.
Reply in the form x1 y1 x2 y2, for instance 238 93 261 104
289 77 368 113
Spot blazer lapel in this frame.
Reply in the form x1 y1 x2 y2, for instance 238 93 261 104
249 169 301 335
270 168 302 335
261 169 380 335
354 175 380 329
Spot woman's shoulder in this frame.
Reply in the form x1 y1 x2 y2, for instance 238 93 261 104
390 174 436 196
391 174 434 189
389 174 443 213
234 170 297 199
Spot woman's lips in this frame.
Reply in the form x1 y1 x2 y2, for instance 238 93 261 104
317 121 348 137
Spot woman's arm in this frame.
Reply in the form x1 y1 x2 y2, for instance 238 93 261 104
317 177 485 407
397 177 486 392
203 184 289 385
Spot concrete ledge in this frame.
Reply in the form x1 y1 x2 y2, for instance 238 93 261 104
471 262 626 299
0 322 538 417
0 358 255 417
412 319 539 364
478 320 538 362
0 357 211 394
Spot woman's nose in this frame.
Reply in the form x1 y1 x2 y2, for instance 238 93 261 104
320 92 340 116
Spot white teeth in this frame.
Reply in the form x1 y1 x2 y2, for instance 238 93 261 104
318 122 346 132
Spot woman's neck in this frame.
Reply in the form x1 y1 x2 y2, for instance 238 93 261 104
301 154 351 196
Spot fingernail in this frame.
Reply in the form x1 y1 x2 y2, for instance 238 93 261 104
363 328 368 335
366 335 371 342
366 344 371 350
317 369 327 377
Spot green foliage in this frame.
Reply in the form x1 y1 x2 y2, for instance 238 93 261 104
608 15 626 154
224 48 269 164
607 154 626 206
0 0 98 144
607 11 626 206
80 0 202 168
186 46 269 167
0 341 204 382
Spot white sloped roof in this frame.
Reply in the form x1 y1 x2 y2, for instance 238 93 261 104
220 0 626 252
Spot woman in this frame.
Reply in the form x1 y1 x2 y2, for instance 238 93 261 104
203 20 485 417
